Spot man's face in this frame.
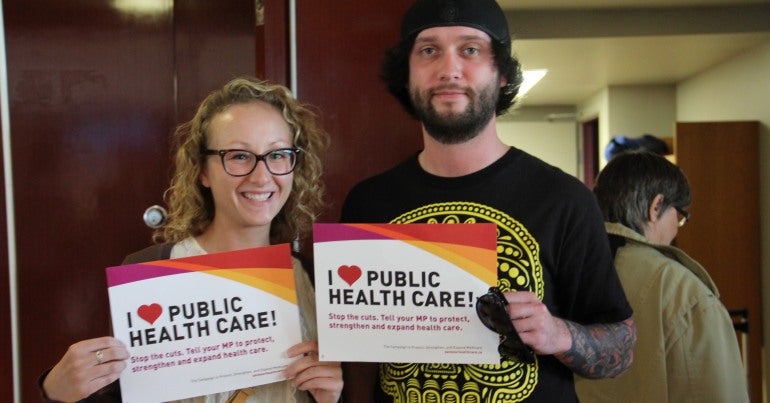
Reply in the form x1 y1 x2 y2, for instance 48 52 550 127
408 26 505 144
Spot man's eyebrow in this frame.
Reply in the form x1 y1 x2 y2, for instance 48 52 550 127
413 35 437 45
414 34 490 44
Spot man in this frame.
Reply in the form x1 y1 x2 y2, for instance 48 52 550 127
577 151 749 402
340 0 636 401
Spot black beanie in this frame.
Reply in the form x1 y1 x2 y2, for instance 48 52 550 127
400 0 511 53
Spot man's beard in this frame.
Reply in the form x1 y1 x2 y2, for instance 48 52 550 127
410 81 499 145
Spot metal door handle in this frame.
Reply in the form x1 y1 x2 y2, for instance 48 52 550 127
143 205 167 228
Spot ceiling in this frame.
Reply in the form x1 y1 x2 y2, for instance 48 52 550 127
496 0 770 107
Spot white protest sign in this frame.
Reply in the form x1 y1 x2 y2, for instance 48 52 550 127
313 223 499 364
106 244 301 402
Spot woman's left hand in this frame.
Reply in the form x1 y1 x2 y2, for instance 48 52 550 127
285 340 343 403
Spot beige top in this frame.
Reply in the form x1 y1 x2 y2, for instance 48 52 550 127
169 237 317 403
575 223 749 403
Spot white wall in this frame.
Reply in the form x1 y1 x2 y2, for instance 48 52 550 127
499 85 675 179
676 40 770 400
497 120 578 177
578 85 677 167
607 85 677 143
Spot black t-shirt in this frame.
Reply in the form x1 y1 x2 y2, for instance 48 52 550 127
341 147 632 402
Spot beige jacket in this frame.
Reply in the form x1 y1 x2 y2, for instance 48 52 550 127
575 222 749 403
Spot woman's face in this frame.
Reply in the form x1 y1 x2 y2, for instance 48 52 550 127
200 101 294 233
644 204 680 246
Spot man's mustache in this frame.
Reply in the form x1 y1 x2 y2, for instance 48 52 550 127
428 85 474 97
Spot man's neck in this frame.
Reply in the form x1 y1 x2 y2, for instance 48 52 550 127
418 117 508 177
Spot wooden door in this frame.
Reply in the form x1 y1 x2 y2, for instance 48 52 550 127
294 1 422 227
0 108 10 396
3 3 174 400
1 0 256 399
675 121 761 402
582 118 598 187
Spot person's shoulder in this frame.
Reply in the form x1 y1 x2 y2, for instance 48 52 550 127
122 243 174 264
659 256 719 299
291 250 315 286
510 148 587 190
617 241 717 298
291 250 314 274
343 154 416 205
350 155 416 190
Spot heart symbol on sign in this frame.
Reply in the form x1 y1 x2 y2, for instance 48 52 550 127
137 303 163 325
337 265 362 286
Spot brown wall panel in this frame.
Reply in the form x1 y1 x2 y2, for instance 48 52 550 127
675 121 762 401
174 0 256 124
256 0 289 86
4 1 175 399
295 1 422 227
2 0 256 399
0 102 11 397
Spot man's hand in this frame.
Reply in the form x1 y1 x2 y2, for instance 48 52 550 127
504 290 636 378
503 291 572 355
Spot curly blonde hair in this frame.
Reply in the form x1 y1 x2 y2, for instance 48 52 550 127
155 77 329 246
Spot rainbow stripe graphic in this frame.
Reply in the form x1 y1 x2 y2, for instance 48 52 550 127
314 223 497 285
105 243 296 303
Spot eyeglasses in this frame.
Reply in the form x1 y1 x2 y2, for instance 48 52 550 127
476 287 535 364
674 206 690 227
203 148 301 177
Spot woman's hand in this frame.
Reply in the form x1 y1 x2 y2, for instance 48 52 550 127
42 336 129 402
284 340 343 403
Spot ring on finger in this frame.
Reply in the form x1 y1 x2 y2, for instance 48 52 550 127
95 349 105 364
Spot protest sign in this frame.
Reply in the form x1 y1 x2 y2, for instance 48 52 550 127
313 223 499 364
106 244 301 402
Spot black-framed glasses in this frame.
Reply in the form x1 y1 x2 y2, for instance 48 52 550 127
476 287 535 364
203 147 301 177
674 206 690 228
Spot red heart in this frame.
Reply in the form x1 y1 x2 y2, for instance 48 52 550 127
337 265 362 286
137 303 163 325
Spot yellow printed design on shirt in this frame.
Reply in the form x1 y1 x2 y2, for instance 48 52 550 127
380 202 543 403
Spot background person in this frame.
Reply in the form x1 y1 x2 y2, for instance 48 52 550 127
340 0 636 401
40 77 343 403
577 150 749 402
604 133 670 161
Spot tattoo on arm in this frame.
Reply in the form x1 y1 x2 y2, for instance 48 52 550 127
556 318 636 379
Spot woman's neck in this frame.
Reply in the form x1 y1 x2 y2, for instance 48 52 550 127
194 221 271 254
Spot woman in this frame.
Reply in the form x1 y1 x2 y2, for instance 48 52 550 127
40 77 342 403
575 151 748 402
